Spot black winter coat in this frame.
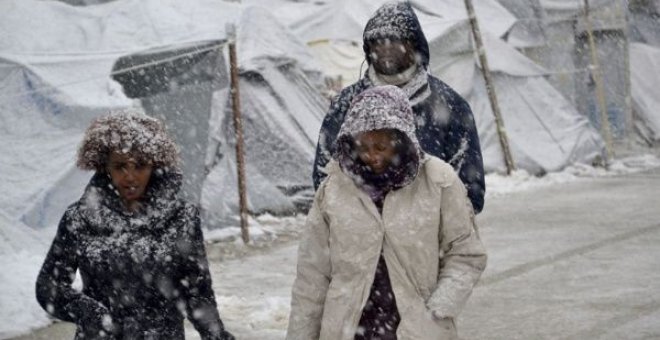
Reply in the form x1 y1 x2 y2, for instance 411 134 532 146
36 171 234 340
312 2 485 214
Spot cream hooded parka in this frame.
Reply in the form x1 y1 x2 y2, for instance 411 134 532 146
287 85 487 340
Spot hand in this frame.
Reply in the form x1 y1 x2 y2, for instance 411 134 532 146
77 302 117 338
430 310 454 333
431 310 450 322
220 330 236 340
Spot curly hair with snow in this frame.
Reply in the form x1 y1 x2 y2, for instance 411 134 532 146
77 109 180 171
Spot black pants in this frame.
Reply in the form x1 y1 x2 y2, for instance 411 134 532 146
355 255 400 340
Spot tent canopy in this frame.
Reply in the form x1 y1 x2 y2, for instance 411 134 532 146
0 0 327 229
253 0 605 174
630 43 660 145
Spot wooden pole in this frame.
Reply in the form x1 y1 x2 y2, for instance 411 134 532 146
227 24 250 244
583 0 614 161
463 0 516 174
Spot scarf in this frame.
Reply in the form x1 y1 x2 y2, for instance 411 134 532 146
367 64 432 107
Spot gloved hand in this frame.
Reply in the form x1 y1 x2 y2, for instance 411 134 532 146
74 298 118 339
219 329 236 340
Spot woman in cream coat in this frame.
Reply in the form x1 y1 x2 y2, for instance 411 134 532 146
287 85 487 340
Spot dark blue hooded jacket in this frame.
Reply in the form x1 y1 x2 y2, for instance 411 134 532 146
312 2 485 213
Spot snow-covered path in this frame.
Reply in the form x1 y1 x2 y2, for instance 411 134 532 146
461 167 660 339
9 163 660 339
208 167 660 340
205 242 298 340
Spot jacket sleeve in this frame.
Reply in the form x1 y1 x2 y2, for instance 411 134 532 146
447 97 486 214
427 172 487 318
286 184 331 340
312 99 344 190
180 206 234 340
35 207 114 336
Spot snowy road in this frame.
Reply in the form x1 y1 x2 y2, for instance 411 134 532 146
10 167 660 339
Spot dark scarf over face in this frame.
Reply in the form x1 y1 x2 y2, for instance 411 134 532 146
79 168 184 231
339 131 420 210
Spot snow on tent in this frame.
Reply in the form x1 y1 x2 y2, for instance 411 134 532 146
425 15 605 174
111 39 229 206
198 7 327 228
110 6 326 227
628 3 660 145
629 0 660 47
416 0 605 173
512 0 634 139
630 43 660 145
495 0 547 49
0 0 239 229
0 0 136 230
247 0 517 87
257 0 605 174
503 1 660 146
0 0 326 232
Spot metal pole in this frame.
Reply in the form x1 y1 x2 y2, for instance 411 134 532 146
583 0 614 161
463 0 516 174
227 24 250 244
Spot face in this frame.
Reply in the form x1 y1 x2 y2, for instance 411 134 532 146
355 130 398 174
106 152 153 210
368 39 417 76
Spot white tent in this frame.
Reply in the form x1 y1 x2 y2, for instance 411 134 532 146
201 6 327 228
413 3 606 173
630 43 660 145
431 34 605 173
255 0 605 174
511 0 636 138
505 0 660 145
0 0 326 230
246 0 516 86
496 0 547 48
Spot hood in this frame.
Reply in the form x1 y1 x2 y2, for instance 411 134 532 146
362 1 430 68
333 85 423 190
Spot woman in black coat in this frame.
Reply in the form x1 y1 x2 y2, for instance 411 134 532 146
36 111 234 340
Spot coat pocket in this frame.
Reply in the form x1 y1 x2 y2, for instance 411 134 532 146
399 297 457 340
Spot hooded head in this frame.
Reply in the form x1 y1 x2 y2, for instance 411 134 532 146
77 109 180 172
334 85 423 191
77 109 181 213
363 2 430 69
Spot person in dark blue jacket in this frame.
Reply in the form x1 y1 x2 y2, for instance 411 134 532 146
313 1 485 213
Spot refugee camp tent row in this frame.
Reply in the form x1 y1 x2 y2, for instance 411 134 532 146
498 0 660 145
2 0 656 231
0 0 327 230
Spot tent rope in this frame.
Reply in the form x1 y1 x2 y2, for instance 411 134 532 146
0 42 225 101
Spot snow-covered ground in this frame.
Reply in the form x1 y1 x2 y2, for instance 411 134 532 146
2 153 659 339
200 152 658 339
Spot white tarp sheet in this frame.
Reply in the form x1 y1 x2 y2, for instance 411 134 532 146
256 0 606 174
630 43 660 144
0 0 326 230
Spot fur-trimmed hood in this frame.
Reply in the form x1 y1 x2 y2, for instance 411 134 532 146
78 168 184 232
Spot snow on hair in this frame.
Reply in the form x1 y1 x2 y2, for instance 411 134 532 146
77 109 179 171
